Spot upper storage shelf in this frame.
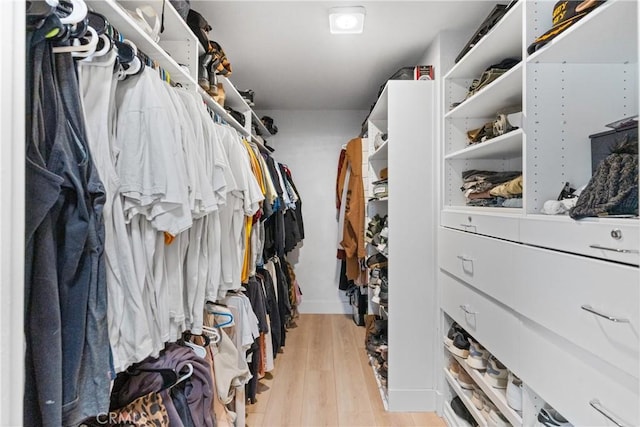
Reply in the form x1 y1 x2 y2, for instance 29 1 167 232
87 0 197 88
117 0 194 43
445 0 523 80
446 63 523 119
445 129 523 160
527 0 638 64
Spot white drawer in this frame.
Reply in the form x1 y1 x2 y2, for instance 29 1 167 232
520 320 639 427
514 244 639 379
439 227 517 307
440 271 520 373
520 215 639 266
441 209 520 242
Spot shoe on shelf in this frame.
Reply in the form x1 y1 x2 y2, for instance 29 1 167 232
238 89 255 106
471 387 485 410
379 276 388 306
489 409 512 427
538 407 573 427
450 396 475 427
457 368 475 390
466 338 490 370
484 355 508 388
444 322 465 348
450 332 471 358
506 371 523 412
482 398 497 422
448 356 461 379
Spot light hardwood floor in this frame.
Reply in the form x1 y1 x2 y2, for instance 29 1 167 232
246 314 446 427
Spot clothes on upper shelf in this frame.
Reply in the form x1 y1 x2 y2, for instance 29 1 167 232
25 14 304 426
461 170 523 208
336 138 366 281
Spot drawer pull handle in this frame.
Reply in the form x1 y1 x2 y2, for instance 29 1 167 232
589 399 630 427
459 304 478 315
588 244 639 254
456 255 473 262
581 305 629 323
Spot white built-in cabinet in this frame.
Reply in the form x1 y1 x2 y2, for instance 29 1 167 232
366 81 439 411
439 1 638 427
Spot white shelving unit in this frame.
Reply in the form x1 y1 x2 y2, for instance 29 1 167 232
365 80 438 412
439 2 638 427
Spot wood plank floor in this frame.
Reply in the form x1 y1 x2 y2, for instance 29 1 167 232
246 314 446 427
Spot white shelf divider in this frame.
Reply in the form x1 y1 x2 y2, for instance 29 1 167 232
445 0 524 80
87 0 197 88
527 0 638 64
369 139 389 161
445 129 523 160
446 63 523 119
444 368 488 427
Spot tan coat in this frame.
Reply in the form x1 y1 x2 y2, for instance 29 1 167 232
337 137 365 281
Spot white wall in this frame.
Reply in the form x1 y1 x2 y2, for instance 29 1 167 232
0 2 25 425
258 109 368 314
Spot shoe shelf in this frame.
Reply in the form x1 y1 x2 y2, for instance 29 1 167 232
444 129 523 161
369 139 389 162
443 368 488 427
368 197 388 203
368 354 389 411
449 350 523 427
445 63 523 120
445 0 523 80
87 0 198 89
217 76 271 140
379 305 388 320
198 87 251 138
527 0 637 65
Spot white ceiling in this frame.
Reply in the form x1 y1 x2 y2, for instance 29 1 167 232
192 1 499 111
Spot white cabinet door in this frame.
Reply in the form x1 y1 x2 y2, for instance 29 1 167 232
441 209 520 242
520 215 639 266
514 243 639 379
438 227 518 308
520 319 639 427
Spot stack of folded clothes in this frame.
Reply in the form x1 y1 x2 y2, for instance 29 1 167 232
461 170 523 207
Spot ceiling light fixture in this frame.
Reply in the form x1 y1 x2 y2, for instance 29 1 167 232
329 6 366 34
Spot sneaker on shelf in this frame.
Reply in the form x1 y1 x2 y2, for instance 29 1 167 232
238 89 255 106
482 398 497 422
506 371 523 412
489 409 512 427
538 407 573 427
484 355 508 388
444 322 465 348
471 387 485 410
378 276 388 306
450 332 471 358
466 338 490 370
448 356 461 379
457 368 475 390
451 396 475 427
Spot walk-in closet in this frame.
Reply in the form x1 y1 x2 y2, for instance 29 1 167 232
2 1 638 426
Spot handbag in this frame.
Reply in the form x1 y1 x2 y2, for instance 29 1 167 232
455 2 516 63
